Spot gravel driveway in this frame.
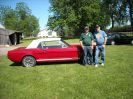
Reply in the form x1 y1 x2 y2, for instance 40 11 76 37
0 45 21 56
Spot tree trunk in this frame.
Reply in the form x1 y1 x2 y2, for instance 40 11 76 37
111 14 114 28
128 0 133 32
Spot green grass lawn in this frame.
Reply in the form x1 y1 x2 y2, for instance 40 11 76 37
0 39 133 99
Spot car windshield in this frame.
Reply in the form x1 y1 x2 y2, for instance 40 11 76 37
120 34 127 37
107 33 114 38
38 40 69 49
61 40 70 46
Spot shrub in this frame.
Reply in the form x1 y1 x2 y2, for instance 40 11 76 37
109 25 132 32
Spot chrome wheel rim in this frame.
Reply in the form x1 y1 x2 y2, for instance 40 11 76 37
131 40 133 45
23 56 35 67
111 41 115 45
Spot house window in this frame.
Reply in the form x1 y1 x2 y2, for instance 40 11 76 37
48 31 52 36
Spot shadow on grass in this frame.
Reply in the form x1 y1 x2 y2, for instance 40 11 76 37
118 44 133 45
10 62 22 67
10 61 83 67
37 61 82 66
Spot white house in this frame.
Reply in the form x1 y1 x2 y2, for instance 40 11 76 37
37 29 57 37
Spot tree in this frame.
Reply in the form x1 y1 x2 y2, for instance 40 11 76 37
16 2 31 20
24 15 40 36
48 0 110 37
0 6 18 29
0 2 40 37
127 0 133 30
102 0 132 30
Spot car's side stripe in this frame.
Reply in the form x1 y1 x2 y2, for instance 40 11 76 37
37 57 79 62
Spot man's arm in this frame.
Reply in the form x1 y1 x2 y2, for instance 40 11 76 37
91 33 95 49
104 37 107 45
103 31 107 45
103 31 107 48
80 41 84 49
91 40 94 49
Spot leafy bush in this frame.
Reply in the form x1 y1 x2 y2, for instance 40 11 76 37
109 25 132 32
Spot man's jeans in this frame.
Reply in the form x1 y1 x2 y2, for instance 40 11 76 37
95 45 105 65
83 46 93 65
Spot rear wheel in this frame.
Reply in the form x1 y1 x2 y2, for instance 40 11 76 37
22 56 36 67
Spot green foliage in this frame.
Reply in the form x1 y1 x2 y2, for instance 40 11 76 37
16 2 31 20
102 0 132 28
48 0 110 37
109 25 132 32
48 0 132 35
0 2 39 37
0 6 16 27
3 8 18 29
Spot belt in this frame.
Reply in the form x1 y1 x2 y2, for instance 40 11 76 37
96 44 104 46
83 44 91 46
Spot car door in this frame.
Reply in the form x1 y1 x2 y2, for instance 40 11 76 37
119 34 131 44
58 40 79 60
39 40 62 61
114 34 121 44
38 40 78 62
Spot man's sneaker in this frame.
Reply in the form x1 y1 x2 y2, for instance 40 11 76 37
95 64 98 67
101 63 104 66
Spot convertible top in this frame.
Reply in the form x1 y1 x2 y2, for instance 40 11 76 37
26 38 61 49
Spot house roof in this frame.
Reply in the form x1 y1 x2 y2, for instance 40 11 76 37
0 28 22 36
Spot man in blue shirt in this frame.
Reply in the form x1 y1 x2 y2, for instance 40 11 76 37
94 25 107 67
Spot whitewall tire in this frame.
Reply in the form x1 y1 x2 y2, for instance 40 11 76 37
111 41 115 45
22 56 36 67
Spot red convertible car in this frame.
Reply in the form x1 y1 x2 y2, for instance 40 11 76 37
8 38 83 67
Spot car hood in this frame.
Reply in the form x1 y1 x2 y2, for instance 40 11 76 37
70 44 83 50
70 44 81 47
129 36 133 39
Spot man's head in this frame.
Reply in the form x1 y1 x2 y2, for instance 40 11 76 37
84 26 89 33
96 25 100 32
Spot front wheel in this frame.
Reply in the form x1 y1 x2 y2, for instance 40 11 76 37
131 40 133 45
111 41 115 45
22 56 36 67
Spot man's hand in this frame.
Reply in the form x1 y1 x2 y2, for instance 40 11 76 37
91 46 93 49
103 37 107 48
80 41 84 49
82 46 84 49
102 44 105 48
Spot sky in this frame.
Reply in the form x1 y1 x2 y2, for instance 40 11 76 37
0 0 50 30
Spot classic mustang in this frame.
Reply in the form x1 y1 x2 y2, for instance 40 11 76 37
8 38 83 67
